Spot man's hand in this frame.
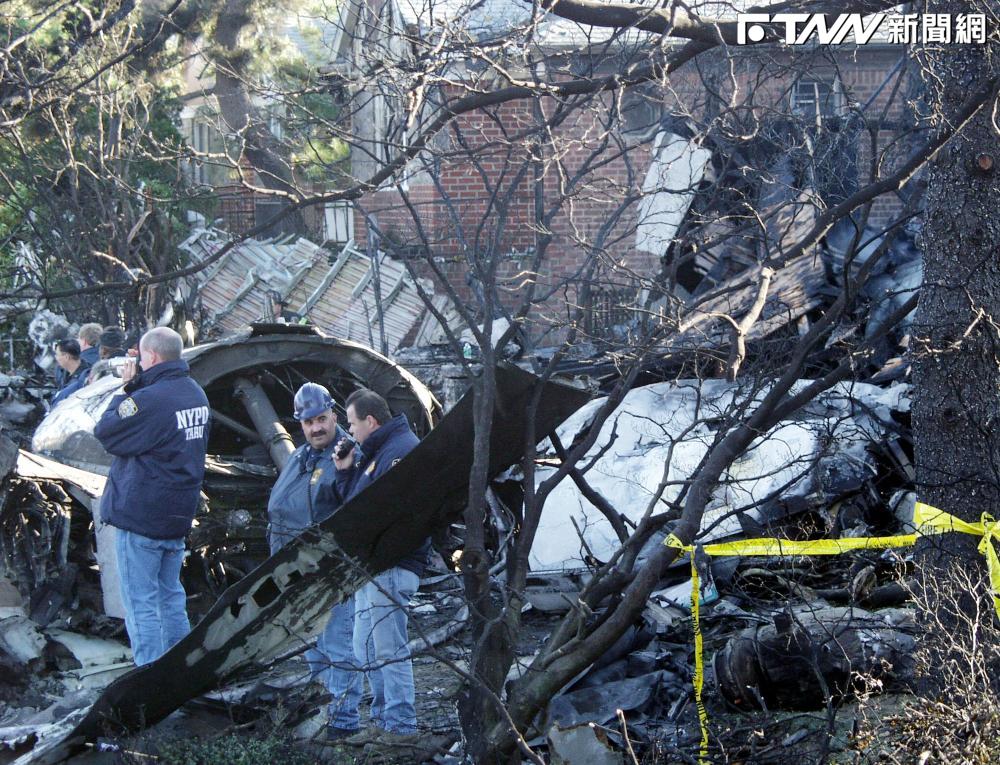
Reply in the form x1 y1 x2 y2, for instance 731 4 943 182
333 438 355 470
121 357 138 385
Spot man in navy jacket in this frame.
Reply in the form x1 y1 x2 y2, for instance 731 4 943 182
94 327 209 666
77 322 102 367
266 382 363 740
333 389 426 742
51 339 90 408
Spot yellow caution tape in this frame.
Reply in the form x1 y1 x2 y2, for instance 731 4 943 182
689 554 709 764
664 501 1000 764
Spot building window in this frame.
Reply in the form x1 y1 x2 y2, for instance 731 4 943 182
254 198 298 239
622 92 663 139
791 78 843 126
324 201 354 244
582 286 640 340
189 112 236 187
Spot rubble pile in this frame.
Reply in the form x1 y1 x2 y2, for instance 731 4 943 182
0 444 134 762
0 330 445 760
516 371 918 758
0 359 585 764
0 318 923 764
0 87 930 764
2 364 922 764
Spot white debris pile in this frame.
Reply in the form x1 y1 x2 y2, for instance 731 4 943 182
30 375 121 472
527 378 910 571
27 310 75 377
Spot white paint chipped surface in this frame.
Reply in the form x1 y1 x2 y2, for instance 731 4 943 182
530 379 910 571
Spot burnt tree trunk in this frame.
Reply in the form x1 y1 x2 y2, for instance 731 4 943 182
911 0 1000 664
456 352 524 764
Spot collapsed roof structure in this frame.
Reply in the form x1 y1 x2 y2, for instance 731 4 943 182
176 230 435 353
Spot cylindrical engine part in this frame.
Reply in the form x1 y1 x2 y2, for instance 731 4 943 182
233 377 296 472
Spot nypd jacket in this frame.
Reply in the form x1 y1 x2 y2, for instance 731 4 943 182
336 414 428 576
95 359 210 540
267 425 349 555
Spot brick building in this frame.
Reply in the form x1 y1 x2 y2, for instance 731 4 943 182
178 1 915 348
324 0 914 343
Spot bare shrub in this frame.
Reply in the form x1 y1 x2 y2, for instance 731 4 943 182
855 561 1000 764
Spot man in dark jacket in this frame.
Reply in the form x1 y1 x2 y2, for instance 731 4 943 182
266 382 349 553
51 339 91 408
87 326 130 384
99 326 128 360
265 382 364 740
94 327 209 666
77 322 102 367
333 389 425 742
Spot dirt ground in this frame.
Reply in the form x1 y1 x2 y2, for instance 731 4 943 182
0 596 559 764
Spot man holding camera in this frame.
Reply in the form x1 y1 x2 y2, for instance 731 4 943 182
266 382 363 740
94 327 209 666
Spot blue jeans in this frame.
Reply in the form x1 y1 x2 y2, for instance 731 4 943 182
353 567 419 733
306 596 363 730
115 528 190 666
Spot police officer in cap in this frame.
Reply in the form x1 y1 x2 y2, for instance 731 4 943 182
266 382 363 739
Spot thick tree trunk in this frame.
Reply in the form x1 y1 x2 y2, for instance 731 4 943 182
911 0 1000 659
212 0 307 234
457 357 528 764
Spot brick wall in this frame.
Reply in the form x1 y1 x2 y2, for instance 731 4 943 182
350 44 912 340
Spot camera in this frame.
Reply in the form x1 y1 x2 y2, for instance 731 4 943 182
335 438 355 459
108 356 141 375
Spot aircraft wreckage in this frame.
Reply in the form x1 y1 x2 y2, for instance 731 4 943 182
28 325 443 612
33 324 442 473
14 331 589 764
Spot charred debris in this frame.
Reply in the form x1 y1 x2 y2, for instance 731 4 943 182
0 158 925 762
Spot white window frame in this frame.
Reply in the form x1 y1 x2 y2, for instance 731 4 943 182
324 201 355 243
791 77 844 126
